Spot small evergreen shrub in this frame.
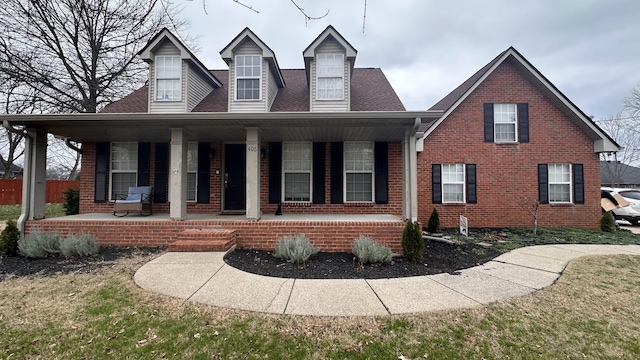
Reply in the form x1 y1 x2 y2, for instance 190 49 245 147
426 208 440 233
60 233 99 257
351 235 392 265
273 234 319 265
0 220 20 256
18 229 61 258
402 221 424 261
600 212 616 233
63 188 80 215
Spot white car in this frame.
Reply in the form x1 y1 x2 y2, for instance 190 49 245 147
601 187 640 226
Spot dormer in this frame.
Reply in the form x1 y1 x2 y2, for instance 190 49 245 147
220 28 285 113
138 28 222 113
303 26 357 112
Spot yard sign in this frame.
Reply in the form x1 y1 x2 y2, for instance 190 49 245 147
459 215 468 237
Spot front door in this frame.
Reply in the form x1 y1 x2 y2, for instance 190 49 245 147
224 144 246 211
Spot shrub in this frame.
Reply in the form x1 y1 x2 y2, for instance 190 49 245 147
426 208 440 233
402 221 424 261
600 212 616 232
0 220 20 256
18 229 61 258
60 233 99 257
63 188 80 215
351 235 392 265
273 234 319 265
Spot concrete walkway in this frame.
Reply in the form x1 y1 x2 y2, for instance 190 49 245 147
134 244 640 316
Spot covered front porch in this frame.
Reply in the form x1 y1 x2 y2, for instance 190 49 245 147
25 213 406 252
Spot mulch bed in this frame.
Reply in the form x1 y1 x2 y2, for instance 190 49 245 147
224 240 500 279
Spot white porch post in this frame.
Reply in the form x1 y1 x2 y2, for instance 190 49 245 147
28 129 47 220
169 128 187 220
401 120 420 222
245 127 261 220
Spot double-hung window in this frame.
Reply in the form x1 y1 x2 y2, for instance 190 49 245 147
316 54 344 100
494 103 517 142
548 164 571 203
344 141 374 202
187 142 198 201
283 142 312 202
442 164 465 203
110 142 138 200
155 56 181 101
236 55 261 100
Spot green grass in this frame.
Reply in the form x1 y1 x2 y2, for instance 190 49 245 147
1 255 639 358
0 203 66 221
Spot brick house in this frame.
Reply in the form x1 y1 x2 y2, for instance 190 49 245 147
1 29 619 251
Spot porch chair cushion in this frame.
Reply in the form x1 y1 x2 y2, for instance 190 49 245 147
113 186 153 217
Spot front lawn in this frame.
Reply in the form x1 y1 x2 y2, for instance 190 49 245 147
0 203 66 221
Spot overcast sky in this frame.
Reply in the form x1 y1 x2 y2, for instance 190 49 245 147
179 0 640 120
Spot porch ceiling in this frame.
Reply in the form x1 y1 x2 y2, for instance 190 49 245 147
2 111 442 143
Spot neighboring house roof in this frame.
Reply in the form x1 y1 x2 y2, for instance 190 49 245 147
422 47 620 153
601 161 640 186
137 28 223 88
0 162 22 174
102 67 405 113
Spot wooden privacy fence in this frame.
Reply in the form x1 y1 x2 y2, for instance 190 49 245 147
0 179 80 205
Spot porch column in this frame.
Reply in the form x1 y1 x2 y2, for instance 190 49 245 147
401 122 419 222
245 127 261 220
169 128 187 220
28 129 47 220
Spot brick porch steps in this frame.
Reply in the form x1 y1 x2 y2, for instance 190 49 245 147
168 228 237 252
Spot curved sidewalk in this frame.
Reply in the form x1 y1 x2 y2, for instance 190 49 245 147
134 244 640 316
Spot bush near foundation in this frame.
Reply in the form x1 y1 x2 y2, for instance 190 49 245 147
402 221 424 261
0 220 20 256
18 229 61 258
273 234 319 265
600 212 616 232
60 233 99 257
352 235 392 265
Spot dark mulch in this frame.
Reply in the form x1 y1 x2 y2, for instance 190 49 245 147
0 247 165 282
224 240 500 279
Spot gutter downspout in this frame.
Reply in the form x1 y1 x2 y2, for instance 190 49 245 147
65 138 82 154
2 121 32 234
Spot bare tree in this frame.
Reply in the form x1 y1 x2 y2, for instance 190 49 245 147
598 111 640 187
0 0 187 114
624 84 640 118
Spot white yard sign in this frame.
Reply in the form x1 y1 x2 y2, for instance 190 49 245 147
459 215 468 237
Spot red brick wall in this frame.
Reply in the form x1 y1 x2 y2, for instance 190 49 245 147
81 141 403 217
417 59 601 229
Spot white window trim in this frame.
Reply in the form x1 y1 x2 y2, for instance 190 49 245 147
316 54 344 101
548 163 572 204
155 55 182 101
235 55 262 101
282 141 313 203
343 141 375 203
109 142 138 201
493 103 518 143
442 164 466 204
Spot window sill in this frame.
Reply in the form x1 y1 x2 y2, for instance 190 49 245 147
234 99 262 102
493 141 519 145
316 98 344 101
283 202 312 207
549 202 575 207
155 99 182 102
442 202 467 205
344 202 374 207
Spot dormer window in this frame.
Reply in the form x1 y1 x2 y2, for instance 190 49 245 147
155 56 181 101
236 55 261 100
316 54 344 100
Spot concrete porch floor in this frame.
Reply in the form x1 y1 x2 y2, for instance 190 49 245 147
43 213 403 222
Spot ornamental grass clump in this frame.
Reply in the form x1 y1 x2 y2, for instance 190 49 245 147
0 220 20 256
402 221 424 261
60 233 99 258
273 233 319 265
18 229 61 259
351 235 392 265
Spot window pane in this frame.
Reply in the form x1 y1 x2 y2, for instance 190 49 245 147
344 142 373 171
346 173 372 202
441 163 465 203
111 173 137 200
493 103 517 142
157 79 181 101
187 173 197 201
237 79 260 100
549 184 570 202
284 173 311 201
187 142 198 172
495 123 516 142
111 142 137 171
443 184 464 202
442 164 464 182
283 142 312 171
317 54 344 100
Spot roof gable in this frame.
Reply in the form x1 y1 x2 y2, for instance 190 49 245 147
424 47 620 153
303 25 357 83
137 28 222 88
220 27 285 88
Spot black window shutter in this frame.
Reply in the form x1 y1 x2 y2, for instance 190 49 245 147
330 142 343 204
268 142 282 204
374 142 388 204
153 143 169 203
466 164 477 204
538 164 549 204
312 142 326 204
573 164 584 204
94 142 109 203
197 142 210 204
518 103 530 143
484 103 494 142
137 142 151 186
432 164 442 204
